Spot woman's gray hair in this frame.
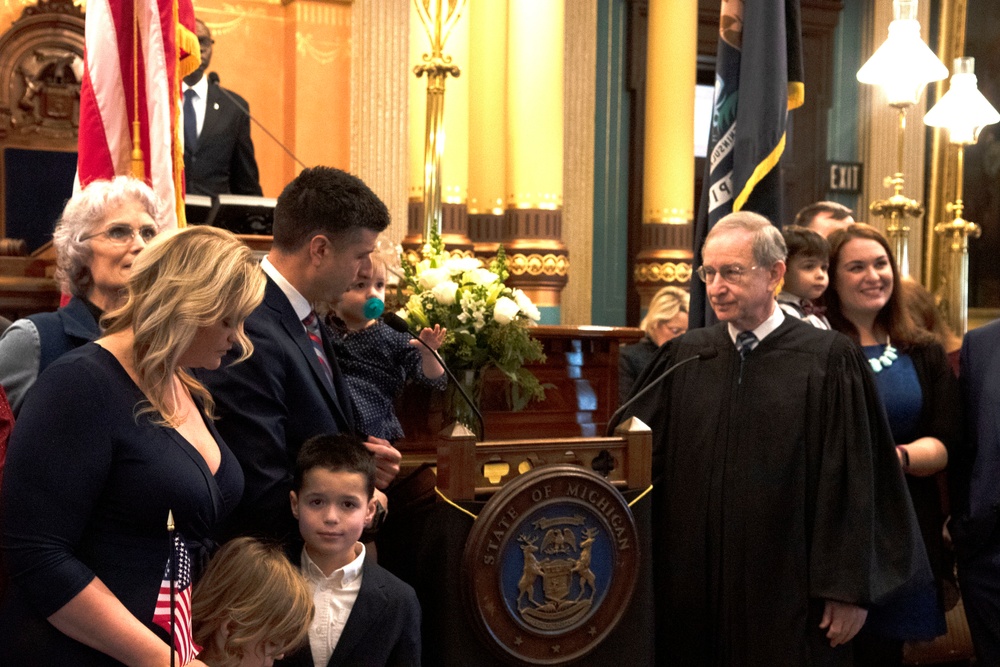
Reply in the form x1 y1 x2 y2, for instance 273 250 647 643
640 286 689 337
52 177 162 297
703 211 787 267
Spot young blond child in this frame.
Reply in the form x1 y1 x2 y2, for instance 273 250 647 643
329 248 447 443
192 537 314 667
277 434 422 667
778 225 832 330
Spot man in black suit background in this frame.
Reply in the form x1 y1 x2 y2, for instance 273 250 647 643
183 19 263 197
197 166 398 545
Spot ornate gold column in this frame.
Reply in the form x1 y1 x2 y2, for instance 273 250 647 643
466 0 507 259
634 0 696 308
404 0 473 256
924 0 967 290
503 0 568 320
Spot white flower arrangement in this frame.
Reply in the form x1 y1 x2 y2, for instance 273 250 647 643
398 229 546 410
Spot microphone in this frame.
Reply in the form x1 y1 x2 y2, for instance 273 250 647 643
606 347 719 436
382 311 486 441
207 72 308 170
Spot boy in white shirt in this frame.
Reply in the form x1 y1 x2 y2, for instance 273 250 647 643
279 434 421 667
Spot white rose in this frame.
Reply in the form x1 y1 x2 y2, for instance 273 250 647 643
418 267 450 290
511 289 541 321
466 268 499 286
493 296 520 325
431 280 458 305
444 256 481 272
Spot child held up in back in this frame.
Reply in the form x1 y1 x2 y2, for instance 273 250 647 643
329 246 447 443
192 537 314 667
276 434 422 667
778 225 832 330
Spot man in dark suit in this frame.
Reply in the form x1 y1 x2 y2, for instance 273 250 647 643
953 318 1000 665
197 166 397 545
182 19 262 197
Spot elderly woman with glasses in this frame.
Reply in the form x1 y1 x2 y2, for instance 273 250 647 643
0 177 161 414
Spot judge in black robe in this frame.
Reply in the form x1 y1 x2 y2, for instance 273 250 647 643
614 213 930 666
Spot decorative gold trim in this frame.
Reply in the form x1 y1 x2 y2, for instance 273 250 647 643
633 262 693 284
506 253 569 277
643 208 694 225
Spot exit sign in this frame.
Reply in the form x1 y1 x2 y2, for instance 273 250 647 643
828 162 863 193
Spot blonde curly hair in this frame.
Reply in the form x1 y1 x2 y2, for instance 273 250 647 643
101 226 265 426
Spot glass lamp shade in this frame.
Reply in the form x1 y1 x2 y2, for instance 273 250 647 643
925 58 1000 145
856 0 948 107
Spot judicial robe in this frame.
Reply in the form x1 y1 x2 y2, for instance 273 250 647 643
617 317 930 666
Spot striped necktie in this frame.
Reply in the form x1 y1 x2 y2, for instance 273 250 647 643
736 331 757 359
302 311 333 386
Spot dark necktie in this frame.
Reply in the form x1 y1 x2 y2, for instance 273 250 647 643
183 88 198 154
736 331 758 359
302 311 333 386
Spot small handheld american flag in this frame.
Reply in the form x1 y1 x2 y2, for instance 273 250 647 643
153 519 200 665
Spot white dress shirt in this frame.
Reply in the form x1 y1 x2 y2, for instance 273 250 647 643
301 543 366 667
261 256 313 333
727 300 785 351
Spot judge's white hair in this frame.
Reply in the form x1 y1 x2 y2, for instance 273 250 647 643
704 211 787 267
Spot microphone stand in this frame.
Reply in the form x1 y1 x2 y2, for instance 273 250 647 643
382 311 486 440
207 72 307 170
607 348 718 436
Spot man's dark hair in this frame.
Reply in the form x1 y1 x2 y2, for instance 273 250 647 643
781 225 829 262
293 433 376 499
272 167 390 252
792 200 853 229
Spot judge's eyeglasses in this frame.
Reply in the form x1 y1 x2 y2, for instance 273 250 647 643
696 264 761 285
82 223 159 246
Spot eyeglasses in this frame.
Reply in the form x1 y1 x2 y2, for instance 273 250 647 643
82 223 159 245
696 264 761 284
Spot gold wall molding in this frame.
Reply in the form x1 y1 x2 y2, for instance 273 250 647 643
350 0 409 246
507 252 569 277
295 32 348 64
633 262 693 284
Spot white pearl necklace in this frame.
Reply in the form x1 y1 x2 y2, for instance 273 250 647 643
868 336 898 374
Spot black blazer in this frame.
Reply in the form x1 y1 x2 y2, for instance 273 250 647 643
277 557 421 667
183 81 262 196
196 277 355 543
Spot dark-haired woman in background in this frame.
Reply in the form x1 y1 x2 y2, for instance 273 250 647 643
825 223 960 665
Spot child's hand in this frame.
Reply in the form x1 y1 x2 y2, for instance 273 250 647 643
414 325 447 351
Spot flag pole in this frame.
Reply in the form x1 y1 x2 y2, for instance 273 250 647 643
131 0 145 180
167 509 176 667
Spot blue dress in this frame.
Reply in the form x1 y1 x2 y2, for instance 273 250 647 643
0 344 244 665
331 320 447 442
861 344 947 641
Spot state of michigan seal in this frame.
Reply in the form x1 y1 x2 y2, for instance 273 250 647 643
462 464 639 665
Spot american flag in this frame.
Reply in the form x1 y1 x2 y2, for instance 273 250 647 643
152 532 200 665
77 0 201 228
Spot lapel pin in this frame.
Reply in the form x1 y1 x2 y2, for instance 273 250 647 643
213 103 220 110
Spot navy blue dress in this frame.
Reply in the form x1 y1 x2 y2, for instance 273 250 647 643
0 344 243 665
331 321 446 442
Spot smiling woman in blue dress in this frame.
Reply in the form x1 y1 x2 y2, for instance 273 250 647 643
0 225 266 666
825 223 960 666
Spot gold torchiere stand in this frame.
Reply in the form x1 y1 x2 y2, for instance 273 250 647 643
856 0 947 276
924 57 1000 334
413 0 467 242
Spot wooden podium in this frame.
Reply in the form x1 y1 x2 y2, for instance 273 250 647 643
377 419 656 666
